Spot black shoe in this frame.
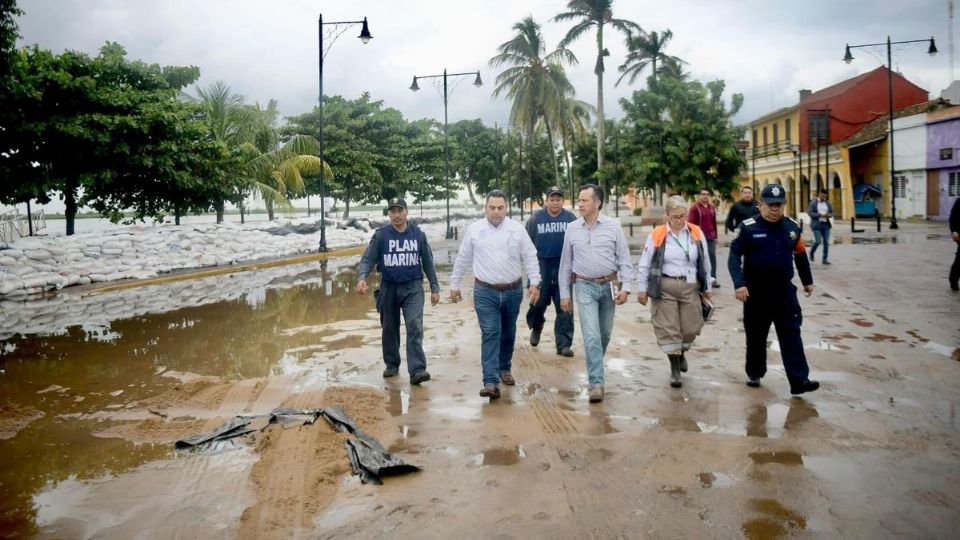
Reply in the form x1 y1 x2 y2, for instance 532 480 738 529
530 327 542 347
712 282 721 289
479 384 501 399
746 377 761 388
790 379 820 395
410 371 431 385
499 371 516 385
383 366 399 378
809 252 815 262
951 282 960 292
822 261 831 265
558 347 574 357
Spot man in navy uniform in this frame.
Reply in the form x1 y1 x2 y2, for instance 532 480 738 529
357 197 440 385
728 184 820 395
525 186 577 356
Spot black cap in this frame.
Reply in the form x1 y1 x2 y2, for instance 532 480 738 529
759 184 786 204
386 197 407 210
546 186 563 197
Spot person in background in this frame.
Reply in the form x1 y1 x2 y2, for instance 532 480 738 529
558 184 634 403
688 187 720 288
806 189 834 265
525 186 577 356
728 184 819 396
450 190 541 400
357 198 440 385
950 197 960 291
725 185 760 233
637 196 713 388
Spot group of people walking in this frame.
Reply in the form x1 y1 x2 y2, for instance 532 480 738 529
356 183 823 403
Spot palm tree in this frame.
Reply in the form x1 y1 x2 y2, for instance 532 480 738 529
196 81 250 223
244 134 331 221
490 16 577 190
554 0 641 174
556 95 594 198
617 29 685 86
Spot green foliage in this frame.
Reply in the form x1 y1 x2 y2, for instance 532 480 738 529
619 75 746 197
0 42 230 233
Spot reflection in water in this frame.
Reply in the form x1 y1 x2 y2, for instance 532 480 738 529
742 498 807 539
474 445 526 466
0 259 376 537
749 451 803 466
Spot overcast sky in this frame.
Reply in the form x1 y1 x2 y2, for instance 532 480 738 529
13 0 958 128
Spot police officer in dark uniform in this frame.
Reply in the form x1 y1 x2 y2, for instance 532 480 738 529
525 186 577 356
357 198 440 384
727 184 820 395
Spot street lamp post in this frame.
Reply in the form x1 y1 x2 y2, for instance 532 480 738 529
843 35 937 229
410 69 482 238
318 14 372 252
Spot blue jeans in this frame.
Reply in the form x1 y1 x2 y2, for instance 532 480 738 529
575 280 616 386
810 223 830 262
474 285 523 386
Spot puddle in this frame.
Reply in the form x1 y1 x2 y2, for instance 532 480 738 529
749 451 803 466
809 341 850 351
864 333 904 343
698 471 738 488
905 330 928 343
922 342 957 359
742 498 807 539
851 318 873 327
656 417 702 432
386 389 410 417
473 445 526 466
606 357 634 379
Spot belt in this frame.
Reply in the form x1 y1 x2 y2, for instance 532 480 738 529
661 274 687 280
573 272 618 284
475 278 522 291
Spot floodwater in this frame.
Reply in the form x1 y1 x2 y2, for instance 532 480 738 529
0 258 374 537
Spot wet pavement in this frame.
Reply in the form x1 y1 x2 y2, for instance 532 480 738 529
1 220 959 538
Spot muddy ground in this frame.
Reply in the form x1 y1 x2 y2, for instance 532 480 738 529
1 222 958 539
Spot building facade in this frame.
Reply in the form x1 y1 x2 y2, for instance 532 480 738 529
926 106 960 219
745 67 930 220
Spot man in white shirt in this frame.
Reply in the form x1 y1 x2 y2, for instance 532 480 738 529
451 190 541 399
559 184 634 403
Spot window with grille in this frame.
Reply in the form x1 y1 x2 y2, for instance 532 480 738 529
773 124 779 144
785 119 792 142
949 172 960 197
893 175 907 198
941 147 954 160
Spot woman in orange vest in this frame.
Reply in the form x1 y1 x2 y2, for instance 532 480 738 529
636 196 714 387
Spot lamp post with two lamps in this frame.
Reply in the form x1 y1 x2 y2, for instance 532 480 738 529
409 69 483 238
843 35 937 229
318 14 372 252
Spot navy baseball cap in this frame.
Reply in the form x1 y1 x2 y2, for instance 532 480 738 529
546 186 563 197
386 197 407 210
759 184 786 204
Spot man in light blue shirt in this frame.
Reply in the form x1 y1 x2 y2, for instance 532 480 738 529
559 184 634 403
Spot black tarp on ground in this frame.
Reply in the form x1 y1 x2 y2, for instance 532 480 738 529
174 406 420 484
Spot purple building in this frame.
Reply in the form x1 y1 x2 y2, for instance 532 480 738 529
927 106 960 219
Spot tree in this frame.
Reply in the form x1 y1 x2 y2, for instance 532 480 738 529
490 16 577 197
449 119 497 205
617 29 685 86
554 0 641 174
196 81 255 222
0 42 226 234
556 95 594 198
620 75 745 197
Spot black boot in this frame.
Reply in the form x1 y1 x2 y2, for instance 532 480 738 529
668 355 683 388
679 351 688 373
